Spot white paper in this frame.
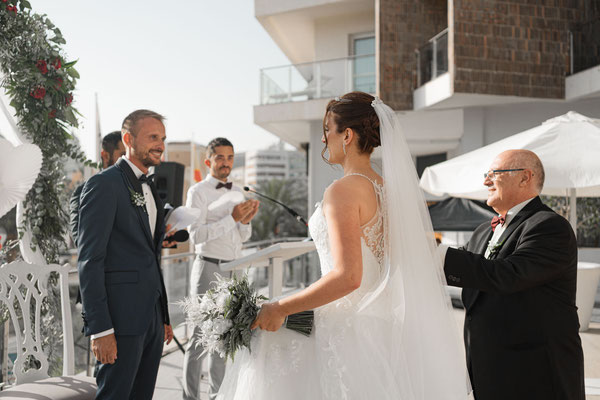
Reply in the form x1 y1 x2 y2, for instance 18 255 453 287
207 191 245 213
165 206 203 231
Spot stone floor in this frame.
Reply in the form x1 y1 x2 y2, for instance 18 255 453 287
153 309 600 400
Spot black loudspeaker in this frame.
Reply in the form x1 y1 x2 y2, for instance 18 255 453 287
154 161 185 207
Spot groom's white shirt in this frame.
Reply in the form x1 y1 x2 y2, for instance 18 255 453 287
91 156 157 340
438 197 535 264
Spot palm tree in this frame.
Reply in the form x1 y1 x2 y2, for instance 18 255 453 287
250 178 308 242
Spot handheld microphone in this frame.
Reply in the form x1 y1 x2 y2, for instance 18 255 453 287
244 186 308 227
170 229 189 242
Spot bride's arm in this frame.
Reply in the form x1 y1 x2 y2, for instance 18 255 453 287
251 180 363 332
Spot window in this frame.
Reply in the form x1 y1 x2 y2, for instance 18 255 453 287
351 34 375 93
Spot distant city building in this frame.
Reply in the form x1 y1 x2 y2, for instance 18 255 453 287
244 143 307 186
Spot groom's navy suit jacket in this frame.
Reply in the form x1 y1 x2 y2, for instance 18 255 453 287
444 197 584 400
77 158 170 337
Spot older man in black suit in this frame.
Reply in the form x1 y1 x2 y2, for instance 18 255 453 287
441 149 584 400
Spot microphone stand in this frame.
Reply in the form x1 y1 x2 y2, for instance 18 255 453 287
244 186 308 226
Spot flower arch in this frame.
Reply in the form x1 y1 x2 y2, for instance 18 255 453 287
1 0 93 263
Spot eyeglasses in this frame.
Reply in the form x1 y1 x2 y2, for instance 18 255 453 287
483 168 525 180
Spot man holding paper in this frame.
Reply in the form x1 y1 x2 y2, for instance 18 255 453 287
182 137 259 400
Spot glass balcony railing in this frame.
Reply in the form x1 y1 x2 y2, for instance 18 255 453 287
416 28 449 87
259 54 376 105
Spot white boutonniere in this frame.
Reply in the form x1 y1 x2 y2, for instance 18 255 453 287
486 239 505 257
128 187 146 209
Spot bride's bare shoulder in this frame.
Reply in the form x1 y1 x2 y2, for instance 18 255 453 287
322 176 376 208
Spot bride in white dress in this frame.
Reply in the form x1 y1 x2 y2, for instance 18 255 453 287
217 92 470 399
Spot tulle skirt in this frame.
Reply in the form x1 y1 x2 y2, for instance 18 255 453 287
216 295 471 400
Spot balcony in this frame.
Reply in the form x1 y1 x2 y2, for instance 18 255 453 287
416 28 448 88
259 54 375 105
566 20 600 101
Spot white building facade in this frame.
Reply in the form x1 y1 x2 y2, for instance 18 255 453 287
253 0 600 213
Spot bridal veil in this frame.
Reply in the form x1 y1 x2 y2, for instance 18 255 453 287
356 98 471 399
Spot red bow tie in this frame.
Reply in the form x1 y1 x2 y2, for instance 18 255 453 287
491 215 506 231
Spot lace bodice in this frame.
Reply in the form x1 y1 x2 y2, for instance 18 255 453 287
308 173 385 302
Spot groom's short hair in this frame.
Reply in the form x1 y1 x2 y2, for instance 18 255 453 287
206 137 234 158
121 109 165 137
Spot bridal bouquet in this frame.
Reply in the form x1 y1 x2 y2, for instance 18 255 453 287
181 274 314 360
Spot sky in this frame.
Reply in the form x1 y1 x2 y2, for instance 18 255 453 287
32 0 290 160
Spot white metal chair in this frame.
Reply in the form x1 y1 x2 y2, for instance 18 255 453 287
0 260 96 399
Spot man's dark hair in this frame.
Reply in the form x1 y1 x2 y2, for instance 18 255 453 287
101 131 122 153
121 109 165 136
206 137 234 157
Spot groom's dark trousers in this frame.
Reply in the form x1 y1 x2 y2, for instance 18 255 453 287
78 158 170 399
443 197 584 400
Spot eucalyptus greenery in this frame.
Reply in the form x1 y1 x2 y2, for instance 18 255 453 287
0 0 96 263
1 0 95 378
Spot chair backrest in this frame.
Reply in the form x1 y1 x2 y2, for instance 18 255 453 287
0 261 74 384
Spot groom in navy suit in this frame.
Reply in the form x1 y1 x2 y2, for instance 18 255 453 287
78 109 174 399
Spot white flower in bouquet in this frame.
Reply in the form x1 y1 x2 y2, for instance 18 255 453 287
216 292 229 311
180 274 314 361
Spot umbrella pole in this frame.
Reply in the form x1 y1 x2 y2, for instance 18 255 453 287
569 188 577 237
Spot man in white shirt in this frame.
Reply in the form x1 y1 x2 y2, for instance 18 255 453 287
440 149 584 400
182 137 259 400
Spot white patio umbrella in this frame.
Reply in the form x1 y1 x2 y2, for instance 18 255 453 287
420 111 600 232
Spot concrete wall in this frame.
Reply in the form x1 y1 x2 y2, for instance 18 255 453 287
449 97 600 158
314 12 374 60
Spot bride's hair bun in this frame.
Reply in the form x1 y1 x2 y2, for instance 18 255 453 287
323 92 381 159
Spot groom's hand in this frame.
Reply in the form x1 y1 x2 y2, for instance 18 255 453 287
92 334 117 364
164 324 173 344
162 223 177 248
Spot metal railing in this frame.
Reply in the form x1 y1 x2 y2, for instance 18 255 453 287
259 54 376 105
0 239 318 383
416 28 449 87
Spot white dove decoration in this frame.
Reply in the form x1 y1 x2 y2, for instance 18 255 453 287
0 139 43 218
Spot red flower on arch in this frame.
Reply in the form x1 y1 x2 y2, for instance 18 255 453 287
36 60 48 75
30 86 46 100
53 58 61 70
65 93 73 105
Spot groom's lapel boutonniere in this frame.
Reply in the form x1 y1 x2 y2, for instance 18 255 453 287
486 239 505 258
128 187 147 211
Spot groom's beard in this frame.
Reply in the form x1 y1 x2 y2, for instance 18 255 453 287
132 146 163 168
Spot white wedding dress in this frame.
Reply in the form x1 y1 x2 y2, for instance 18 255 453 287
217 99 471 400
217 175 398 400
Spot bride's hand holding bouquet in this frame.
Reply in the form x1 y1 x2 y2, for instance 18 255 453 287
251 301 286 332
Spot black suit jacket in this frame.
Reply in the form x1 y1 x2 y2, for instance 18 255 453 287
444 197 584 400
69 183 84 246
77 158 170 336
